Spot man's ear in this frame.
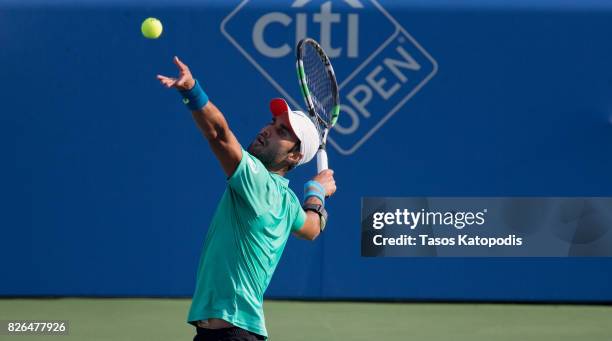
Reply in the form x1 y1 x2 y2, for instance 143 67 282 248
287 150 303 165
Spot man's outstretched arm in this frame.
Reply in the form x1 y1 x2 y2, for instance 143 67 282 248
157 56 241 177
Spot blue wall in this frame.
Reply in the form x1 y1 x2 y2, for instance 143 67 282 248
2 0 612 301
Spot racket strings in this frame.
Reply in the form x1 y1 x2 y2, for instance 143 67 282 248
302 43 334 133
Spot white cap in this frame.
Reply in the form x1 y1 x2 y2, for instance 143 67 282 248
269 98 319 166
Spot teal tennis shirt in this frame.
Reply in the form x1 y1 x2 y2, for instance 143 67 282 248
187 149 306 338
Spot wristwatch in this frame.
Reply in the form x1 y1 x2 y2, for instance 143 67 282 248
303 203 328 232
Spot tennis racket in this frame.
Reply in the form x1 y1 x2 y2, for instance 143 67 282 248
296 38 340 173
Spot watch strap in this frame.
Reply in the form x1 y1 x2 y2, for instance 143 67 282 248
302 203 328 232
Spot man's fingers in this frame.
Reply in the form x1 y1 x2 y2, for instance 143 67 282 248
157 75 172 82
161 79 173 88
173 56 188 71
173 56 181 68
156 74 176 86
318 169 334 176
157 74 174 83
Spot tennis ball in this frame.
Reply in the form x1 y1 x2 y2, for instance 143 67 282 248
141 17 163 39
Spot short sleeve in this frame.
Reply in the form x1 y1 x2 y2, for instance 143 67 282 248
227 149 273 214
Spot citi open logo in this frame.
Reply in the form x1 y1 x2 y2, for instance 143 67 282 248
221 0 438 155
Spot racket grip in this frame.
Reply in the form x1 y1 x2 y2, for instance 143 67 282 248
316 149 328 173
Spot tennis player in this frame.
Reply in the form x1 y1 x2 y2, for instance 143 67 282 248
157 56 336 341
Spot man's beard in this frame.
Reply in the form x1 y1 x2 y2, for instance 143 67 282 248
248 140 276 169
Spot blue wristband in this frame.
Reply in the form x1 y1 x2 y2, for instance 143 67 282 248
304 191 325 205
179 79 209 111
304 180 325 194
304 180 325 205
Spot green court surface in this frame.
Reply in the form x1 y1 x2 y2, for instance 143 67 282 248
0 299 610 340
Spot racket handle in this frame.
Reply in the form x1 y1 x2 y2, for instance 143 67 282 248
316 148 328 173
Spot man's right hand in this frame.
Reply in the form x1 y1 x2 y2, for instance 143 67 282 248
312 169 336 198
156 56 196 91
